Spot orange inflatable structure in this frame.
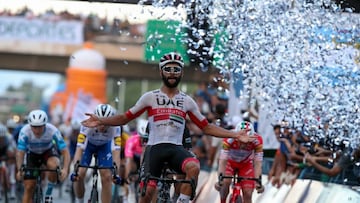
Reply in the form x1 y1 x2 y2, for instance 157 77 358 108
50 42 107 124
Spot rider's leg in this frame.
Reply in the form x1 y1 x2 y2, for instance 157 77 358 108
178 159 200 203
219 178 231 203
241 187 254 203
7 150 16 198
99 169 112 203
22 179 36 203
45 156 61 198
73 167 87 202
139 181 157 203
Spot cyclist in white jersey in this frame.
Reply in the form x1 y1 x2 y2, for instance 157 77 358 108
81 52 255 203
16 109 70 203
72 104 122 203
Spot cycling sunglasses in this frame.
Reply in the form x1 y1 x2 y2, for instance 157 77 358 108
161 66 182 74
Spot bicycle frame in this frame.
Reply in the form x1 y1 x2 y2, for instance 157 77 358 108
21 166 61 203
218 172 261 203
128 170 141 203
141 169 196 203
73 155 118 203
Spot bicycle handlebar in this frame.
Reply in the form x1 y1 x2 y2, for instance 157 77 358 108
71 161 121 184
21 165 62 183
218 172 262 186
141 173 196 200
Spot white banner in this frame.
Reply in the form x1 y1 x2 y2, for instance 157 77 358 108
0 17 84 44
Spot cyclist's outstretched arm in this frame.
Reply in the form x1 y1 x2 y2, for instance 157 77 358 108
202 123 254 143
82 113 131 128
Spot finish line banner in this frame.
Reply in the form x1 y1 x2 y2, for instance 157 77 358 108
0 17 84 44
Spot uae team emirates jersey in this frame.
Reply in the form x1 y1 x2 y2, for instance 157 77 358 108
125 89 208 145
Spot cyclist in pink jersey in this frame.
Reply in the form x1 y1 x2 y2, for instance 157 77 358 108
81 52 256 203
123 120 148 202
215 121 264 203
124 120 148 182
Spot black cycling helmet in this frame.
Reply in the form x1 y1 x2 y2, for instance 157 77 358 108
159 52 184 70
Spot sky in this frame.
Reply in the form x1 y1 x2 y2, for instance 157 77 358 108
0 70 62 100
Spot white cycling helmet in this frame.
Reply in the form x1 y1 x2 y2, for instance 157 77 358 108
6 119 17 128
28 109 48 126
71 119 82 130
94 104 115 118
159 52 184 69
235 121 255 136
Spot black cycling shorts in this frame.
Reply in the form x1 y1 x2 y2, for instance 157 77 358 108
140 143 197 178
24 147 59 180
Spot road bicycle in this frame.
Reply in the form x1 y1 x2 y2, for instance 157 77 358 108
21 165 61 203
111 169 140 203
218 171 263 203
72 154 121 203
141 166 196 203
0 157 14 203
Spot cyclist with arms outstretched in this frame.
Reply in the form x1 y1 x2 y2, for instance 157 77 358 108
81 52 255 203
16 109 70 203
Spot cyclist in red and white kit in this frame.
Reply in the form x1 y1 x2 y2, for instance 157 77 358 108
81 52 256 203
215 121 264 203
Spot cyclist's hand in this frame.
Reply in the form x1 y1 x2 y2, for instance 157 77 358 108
16 170 23 181
60 168 68 182
112 175 122 185
256 184 265 193
70 173 79 182
81 113 101 128
236 133 256 143
214 182 221 191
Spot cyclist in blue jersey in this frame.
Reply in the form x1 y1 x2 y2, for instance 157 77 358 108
16 109 70 203
71 104 122 203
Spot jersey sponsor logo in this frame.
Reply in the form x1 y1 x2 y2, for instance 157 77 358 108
156 97 184 108
114 136 121 146
77 134 86 143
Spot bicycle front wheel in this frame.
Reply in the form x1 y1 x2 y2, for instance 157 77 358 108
33 184 43 203
89 189 99 203
232 194 242 203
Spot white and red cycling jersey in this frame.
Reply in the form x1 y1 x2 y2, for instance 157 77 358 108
125 89 208 146
219 134 263 163
220 134 263 189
